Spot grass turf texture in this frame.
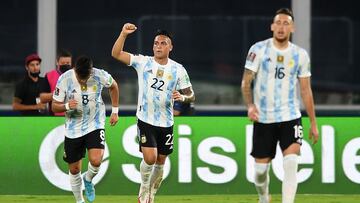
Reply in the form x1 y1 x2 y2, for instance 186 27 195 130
0 194 359 203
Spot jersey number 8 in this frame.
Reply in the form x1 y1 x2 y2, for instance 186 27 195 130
82 95 89 105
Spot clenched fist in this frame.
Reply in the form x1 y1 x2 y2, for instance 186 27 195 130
121 23 137 35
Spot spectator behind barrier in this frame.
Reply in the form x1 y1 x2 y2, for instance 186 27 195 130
40 49 72 116
12 53 48 116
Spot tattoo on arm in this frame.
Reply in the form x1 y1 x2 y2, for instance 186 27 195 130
180 86 195 103
241 69 256 106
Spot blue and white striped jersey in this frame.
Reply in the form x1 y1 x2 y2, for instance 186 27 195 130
130 54 192 127
53 68 114 138
245 38 311 123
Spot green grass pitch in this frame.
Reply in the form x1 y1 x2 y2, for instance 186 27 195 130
0 194 359 203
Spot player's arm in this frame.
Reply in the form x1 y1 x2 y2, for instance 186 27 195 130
52 99 78 113
12 97 45 111
299 77 319 144
40 93 53 103
241 69 255 107
108 80 119 126
111 23 137 65
108 80 119 111
173 86 195 103
241 68 259 121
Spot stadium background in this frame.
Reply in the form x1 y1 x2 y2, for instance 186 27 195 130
1 0 360 111
1 0 360 201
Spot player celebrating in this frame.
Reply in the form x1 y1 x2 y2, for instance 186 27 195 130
111 23 195 203
52 55 119 203
241 8 319 203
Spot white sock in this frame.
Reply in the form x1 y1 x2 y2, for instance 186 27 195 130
140 160 154 188
150 164 164 196
85 162 99 182
69 172 84 203
254 162 270 203
282 154 298 203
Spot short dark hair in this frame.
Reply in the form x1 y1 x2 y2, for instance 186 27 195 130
56 49 72 61
75 55 93 79
155 29 173 41
275 8 294 21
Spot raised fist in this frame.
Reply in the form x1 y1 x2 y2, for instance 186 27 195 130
122 23 137 35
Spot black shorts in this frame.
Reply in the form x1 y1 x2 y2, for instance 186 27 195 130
63 129 105 164
251 118 303 159
137 119 174 155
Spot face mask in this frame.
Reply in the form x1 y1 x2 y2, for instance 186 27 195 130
30 71 40 78
59 65 72 73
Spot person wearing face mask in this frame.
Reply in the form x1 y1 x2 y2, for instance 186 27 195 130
40 49 73 116
12 53 48 115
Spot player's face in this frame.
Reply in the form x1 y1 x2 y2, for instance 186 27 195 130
153 35 173 59
271 14 294 43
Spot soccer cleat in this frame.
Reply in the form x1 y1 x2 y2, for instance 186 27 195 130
83 174 95 202
138 184 150 203
258 194 271 203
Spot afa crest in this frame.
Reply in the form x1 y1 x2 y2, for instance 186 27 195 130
156 69 164 78
141 135 147 143
277 55 284 63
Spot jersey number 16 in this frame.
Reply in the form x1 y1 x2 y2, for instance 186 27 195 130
275 66 285 79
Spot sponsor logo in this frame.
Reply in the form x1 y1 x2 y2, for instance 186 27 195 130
246 52 256 62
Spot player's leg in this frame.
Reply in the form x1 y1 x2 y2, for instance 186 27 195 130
139 147 157 203
279 118 302 203
251 122 277 203
137 120 158 203
149 125 174 203
254 158 271 203
149 154 166 203
282 144 300 203
64 136 86 203
83 129 106 202
69 161 85 203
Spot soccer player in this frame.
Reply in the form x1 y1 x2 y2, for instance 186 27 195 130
52 56 119 203
241 8 319 203
111 23 195 203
